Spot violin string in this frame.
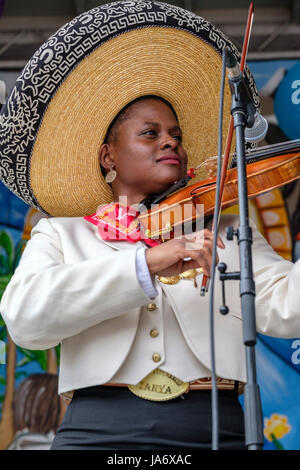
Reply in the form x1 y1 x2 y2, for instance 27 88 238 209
194 138 300 173
195 156 219 171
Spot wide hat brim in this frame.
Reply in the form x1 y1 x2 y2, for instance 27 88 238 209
0 1 259 217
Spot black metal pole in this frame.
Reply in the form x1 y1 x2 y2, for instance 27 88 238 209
231 93 264 450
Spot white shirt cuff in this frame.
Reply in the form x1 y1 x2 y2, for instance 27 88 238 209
136 247 158 300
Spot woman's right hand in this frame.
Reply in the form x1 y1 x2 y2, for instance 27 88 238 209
145 229 225 278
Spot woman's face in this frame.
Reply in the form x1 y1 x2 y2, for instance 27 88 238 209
100 98 188 204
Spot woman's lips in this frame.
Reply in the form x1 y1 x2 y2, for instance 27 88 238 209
157 155 181 166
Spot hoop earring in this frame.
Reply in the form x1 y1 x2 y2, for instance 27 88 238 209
105 165 117 183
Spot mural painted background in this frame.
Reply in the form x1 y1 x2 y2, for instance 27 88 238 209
0 186 66 449
0 59 299 450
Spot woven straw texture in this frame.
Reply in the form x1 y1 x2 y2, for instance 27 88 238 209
31 28 233 216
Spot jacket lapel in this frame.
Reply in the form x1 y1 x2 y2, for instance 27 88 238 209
93 225 145 251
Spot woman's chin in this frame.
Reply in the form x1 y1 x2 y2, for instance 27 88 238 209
150 178 180 195
138 169 185 198
158 167 184 184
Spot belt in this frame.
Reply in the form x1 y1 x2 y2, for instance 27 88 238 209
103 369 245 402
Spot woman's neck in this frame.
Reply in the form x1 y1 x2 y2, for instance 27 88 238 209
112 190 149 209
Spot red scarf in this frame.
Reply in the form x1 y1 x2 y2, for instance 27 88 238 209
84 202 160 247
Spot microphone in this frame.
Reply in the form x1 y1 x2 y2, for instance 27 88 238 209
226 48 268 143
244 111 268 143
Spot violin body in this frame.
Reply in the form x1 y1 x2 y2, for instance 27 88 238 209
138 152 300 240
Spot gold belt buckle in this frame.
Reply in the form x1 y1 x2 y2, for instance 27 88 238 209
128 368 189 401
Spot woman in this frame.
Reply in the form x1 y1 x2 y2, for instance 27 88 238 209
1 1 300 451
2 93 300 450
3 94 245 450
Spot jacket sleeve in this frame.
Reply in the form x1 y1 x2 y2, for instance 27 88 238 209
250 221 300 338
0 217 151 350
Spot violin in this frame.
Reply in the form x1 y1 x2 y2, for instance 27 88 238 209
138 140 300 240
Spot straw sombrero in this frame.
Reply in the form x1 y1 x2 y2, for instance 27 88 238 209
0 0 259 217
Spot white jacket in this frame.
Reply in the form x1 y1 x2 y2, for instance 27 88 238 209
1 214 299 397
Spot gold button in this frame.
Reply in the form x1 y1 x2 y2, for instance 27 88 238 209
150 328 159 338
147 303 157 311
152 353 161 363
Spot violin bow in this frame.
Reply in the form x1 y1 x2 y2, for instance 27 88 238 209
200 2 254 296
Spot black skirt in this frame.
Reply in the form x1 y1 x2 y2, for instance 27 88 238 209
51 386 246 450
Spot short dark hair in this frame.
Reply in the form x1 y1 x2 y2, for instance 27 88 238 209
104 95 178 144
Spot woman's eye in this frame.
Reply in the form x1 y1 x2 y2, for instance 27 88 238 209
142 129 157 136
141 130 182 141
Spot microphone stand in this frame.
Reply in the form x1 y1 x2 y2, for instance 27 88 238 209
220 68 264 450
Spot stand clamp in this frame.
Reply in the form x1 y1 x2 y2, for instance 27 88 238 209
218 262 240 315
